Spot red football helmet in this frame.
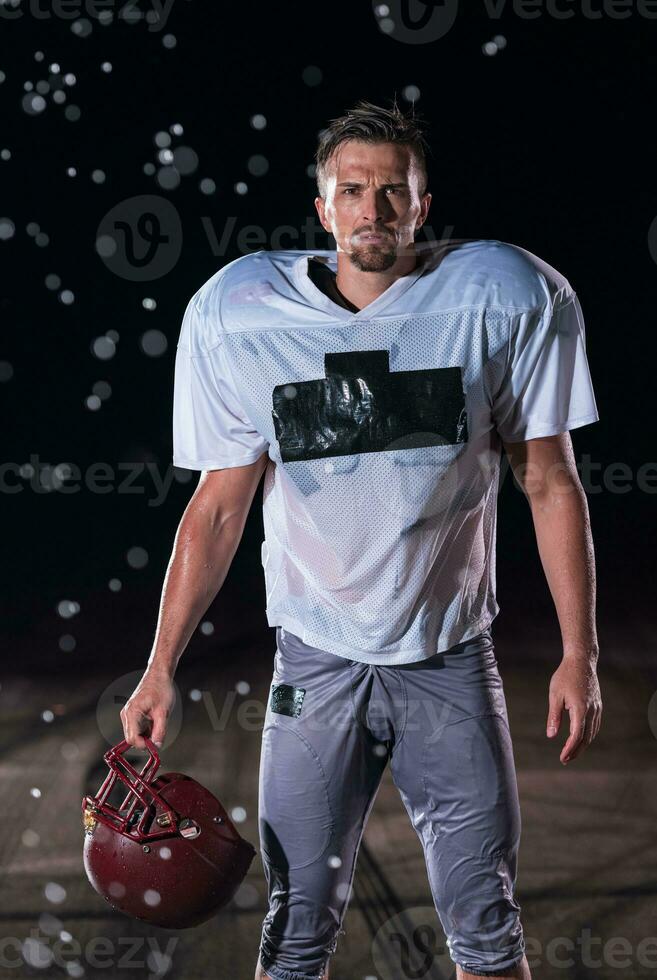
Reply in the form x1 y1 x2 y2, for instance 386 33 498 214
81 736 256 929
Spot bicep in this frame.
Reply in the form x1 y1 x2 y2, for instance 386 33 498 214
188 451 270 535
502 432 581 498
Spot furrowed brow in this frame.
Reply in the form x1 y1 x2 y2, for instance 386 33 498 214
336 180 409 187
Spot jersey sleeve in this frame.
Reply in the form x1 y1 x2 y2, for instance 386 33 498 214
172 294 269 470
491 292 600 443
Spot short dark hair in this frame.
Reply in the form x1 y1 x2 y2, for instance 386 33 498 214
314 97 431 198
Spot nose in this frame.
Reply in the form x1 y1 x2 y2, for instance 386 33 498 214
359 186 391 224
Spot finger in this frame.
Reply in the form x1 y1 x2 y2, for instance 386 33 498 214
570 710 595 759
150 710 167 748
560 709 586 763
124 707 150 749
547 690 563 738
584 708 597 745
592 704 602 740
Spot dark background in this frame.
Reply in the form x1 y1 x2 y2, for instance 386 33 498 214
1 2 653 675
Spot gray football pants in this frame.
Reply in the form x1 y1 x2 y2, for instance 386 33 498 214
257 624 525 980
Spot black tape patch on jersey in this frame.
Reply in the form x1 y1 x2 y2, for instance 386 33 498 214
271 349 468 463
270 683 306 718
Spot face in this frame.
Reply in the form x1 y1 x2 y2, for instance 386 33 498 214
315 140 431 272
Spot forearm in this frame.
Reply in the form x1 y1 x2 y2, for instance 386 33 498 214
527 480 599 662
146 505 244 678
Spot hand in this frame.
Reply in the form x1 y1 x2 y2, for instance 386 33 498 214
546 656 602 765
120 668 175 749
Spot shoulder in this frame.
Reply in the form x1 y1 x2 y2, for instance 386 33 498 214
178 251 274 354
418 238 575 312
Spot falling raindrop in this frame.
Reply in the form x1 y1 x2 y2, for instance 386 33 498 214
71 18 93 37
140 329 167 356
402 84 421 102
57 599 80 618
92 380 112 400
156 166 180 190
44 882 67 904
247 154 269 177
302 65 322 86
91 336 116 360
172 146 198 175
0 218 15 240
22 93 46 115
127 546 148 570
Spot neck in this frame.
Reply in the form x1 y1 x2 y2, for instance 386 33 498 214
335 247 420 311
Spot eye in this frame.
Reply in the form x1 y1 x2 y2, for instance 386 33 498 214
342 187 358 194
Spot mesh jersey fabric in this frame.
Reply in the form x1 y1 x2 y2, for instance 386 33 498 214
172 238 600 665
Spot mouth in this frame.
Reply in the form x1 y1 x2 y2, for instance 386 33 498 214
356 233 393 244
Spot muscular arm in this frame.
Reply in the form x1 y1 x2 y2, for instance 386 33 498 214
502 432 602 763
503 432 599 660
147 451 269 678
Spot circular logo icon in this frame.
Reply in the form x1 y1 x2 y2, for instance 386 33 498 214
372 0 460 45
96 669 183 750
95 194 183 282
372 904 456 979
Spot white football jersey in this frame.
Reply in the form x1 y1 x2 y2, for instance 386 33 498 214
172 239 599 664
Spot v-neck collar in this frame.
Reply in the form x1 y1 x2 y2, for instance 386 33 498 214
293 250 428 321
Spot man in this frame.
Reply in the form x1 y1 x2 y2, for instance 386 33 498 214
121 100 603 980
